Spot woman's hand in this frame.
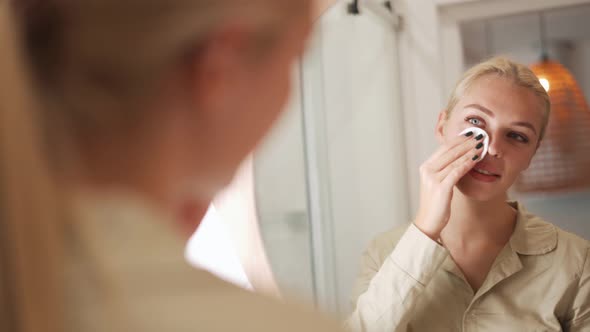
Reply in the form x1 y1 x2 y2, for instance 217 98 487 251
414 131 484 240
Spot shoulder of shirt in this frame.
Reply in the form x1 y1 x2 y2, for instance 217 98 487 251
519 215 590 283
551 220 590 273
364 204 590 268
68 193 345 332
364 223 411 265
512 201 589 276
554 223 590 253
514 201 589 256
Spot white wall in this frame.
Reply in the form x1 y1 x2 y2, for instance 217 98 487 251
255 0 410 314
394 0 447 212
516 191 590 240
253 66 316 301
571 40 590 101
309 1 409 313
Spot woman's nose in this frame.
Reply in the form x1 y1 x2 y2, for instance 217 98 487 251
487 135 503 158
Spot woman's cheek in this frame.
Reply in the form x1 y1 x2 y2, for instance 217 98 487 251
513 152 535 172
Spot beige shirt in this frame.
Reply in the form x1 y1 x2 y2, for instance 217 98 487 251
345 219 449 331
63 193 345 332
348 202 590 332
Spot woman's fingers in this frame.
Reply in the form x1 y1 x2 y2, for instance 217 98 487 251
426 133 481 173
414 130 485 240
441 151 480 188
437 134 484 180
426 132 472 165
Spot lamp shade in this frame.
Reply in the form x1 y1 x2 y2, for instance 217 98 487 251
515 59 590 192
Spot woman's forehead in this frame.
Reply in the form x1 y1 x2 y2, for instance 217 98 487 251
461 77 542 112
455 77 544 128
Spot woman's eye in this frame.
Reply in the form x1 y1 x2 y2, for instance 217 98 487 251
508 132 529 143
467 118 482 126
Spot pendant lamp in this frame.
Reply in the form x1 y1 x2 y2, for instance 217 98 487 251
515 13 590 193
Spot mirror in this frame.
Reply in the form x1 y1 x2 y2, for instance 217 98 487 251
252 0 590 318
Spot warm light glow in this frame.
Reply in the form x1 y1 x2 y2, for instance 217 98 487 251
521 59 590 193
539 77 550 92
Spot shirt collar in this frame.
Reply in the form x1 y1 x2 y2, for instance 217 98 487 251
508 201 557 255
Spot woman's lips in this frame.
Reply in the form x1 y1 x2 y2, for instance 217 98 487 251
469 167 501 182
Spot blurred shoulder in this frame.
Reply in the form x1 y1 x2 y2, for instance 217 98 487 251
364 223 411 264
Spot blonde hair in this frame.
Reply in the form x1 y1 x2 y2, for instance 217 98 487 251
0 2 62 332
446 56 551 140
16 0 309 160
2 0 309 331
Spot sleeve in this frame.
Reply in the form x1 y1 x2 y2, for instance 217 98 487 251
565 248 590 331
345 224 448 332
349 235 387 313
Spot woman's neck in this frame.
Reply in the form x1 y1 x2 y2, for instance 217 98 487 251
441 189 517 249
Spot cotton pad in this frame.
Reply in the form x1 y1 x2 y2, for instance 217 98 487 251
459 127 489 161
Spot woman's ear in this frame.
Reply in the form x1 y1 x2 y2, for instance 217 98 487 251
435 110 448 144
535 137 543 151
188 24 250 116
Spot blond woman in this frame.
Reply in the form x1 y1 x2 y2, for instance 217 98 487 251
348 57 590 332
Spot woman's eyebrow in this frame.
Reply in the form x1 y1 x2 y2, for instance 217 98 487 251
512 121 537 135
464 103 494 117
